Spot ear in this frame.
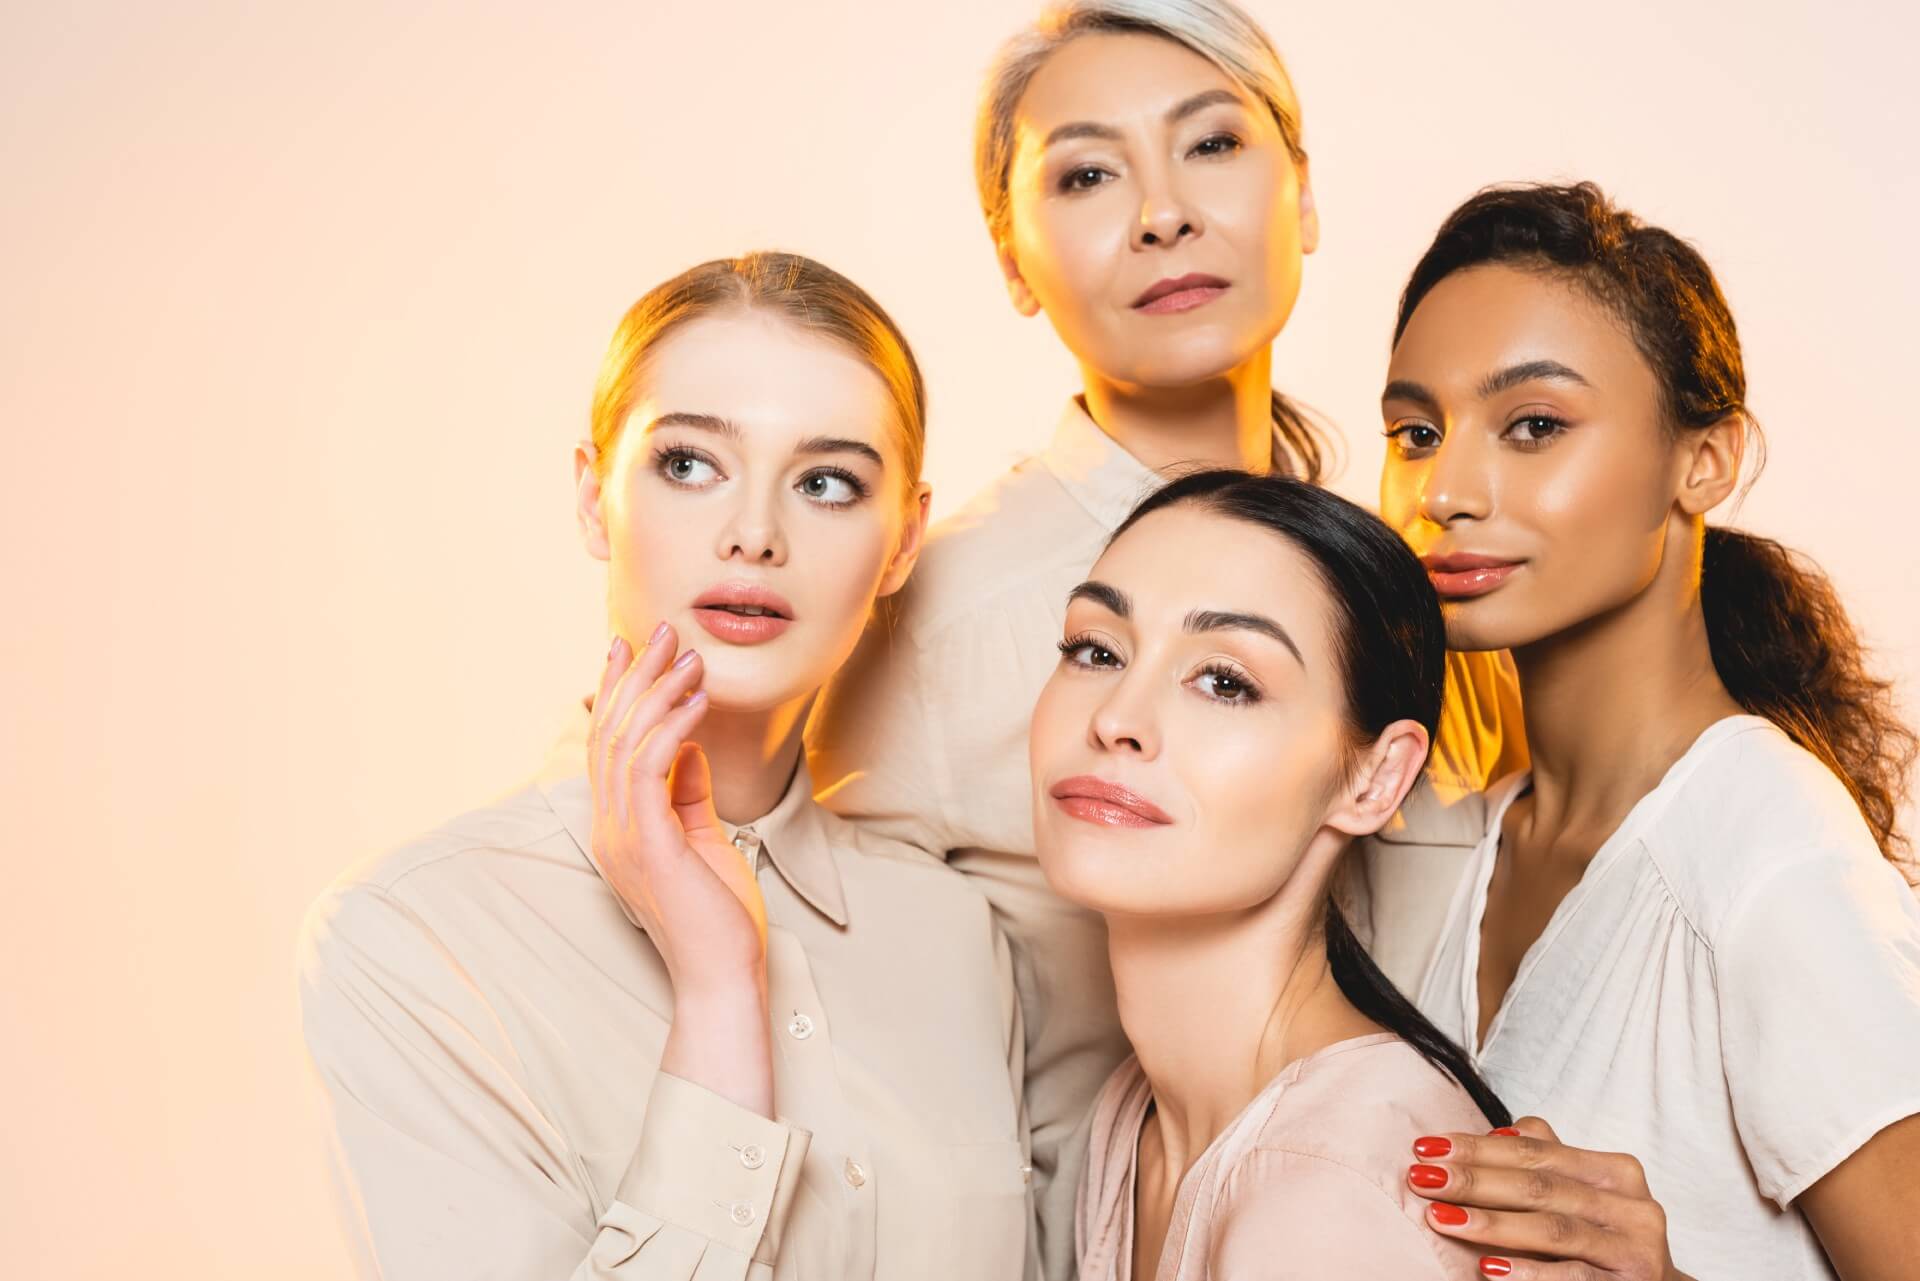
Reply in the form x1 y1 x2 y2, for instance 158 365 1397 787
1295 159 1320 257
1675 412 1746 517
876 482 932 598
1323 719 1429 838
573 442 611 562
996 240 1042 318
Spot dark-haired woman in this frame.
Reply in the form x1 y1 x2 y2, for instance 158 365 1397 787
1373 183 1920 1280
1033 471 1507 1280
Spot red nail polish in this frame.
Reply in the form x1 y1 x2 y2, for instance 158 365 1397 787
1489 1126 1520 1137
1429 1203 1469 1227
1413 1136 1453 1159
1409 1164 1449 1189
1480 1259 1512 1277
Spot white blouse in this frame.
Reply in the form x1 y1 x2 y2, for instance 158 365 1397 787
1413 716 1920 1280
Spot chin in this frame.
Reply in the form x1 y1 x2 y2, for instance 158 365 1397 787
696 657 821 716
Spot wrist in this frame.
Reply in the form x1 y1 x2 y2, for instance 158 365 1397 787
662 986 776 1119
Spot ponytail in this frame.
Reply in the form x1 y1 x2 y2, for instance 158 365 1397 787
1702 528 1917 865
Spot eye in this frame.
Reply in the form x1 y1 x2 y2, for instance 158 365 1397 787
1059 164 1114 193
1503 413 1568 449
1189 662 1260 706
1188 132 1242 158
1058 634 1123 670
796 467 868 508
1383 421 1442 456
656 447 721 488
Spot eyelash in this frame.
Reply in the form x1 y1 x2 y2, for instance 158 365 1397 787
798 466 870 509
1381 413 1572 455
654 448 872 508
1055 132 1245 193
1055 635 1262 706
655 445 721 486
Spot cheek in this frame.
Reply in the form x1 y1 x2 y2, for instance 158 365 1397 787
605 489 700 612
1165 707 1333 907
790 508 895 628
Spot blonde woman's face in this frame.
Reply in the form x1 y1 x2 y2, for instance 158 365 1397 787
1001 31 1317 390
575 311 928 712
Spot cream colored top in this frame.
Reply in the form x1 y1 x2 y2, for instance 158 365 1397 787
807 399 1522 1279
298 710 1036 1281
1077 1035 1490 1280
1413 716 1920 1281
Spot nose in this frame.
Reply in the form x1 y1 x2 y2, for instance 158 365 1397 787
1417 430 1493 528
1088 670 1160 760
715 483 788 566
1133 158 1200 250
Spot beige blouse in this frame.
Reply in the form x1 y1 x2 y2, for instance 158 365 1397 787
808 399 1522 1279
298 709 1036 1280
1077 1035 1491 1280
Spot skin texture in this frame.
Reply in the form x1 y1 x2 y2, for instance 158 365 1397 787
998 31 1317 473
1028 503 1428 1280
570 308 929 1118
1379 265 1920 1279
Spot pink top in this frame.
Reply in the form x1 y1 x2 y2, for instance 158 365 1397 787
1077 1033 1491 1280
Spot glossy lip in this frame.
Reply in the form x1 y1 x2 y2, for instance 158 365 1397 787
1420 553 1525 600
1131 272 1230 315
1048 775 1175 828
690 582 795 645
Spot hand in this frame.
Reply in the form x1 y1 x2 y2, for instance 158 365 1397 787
1407 1117 1693 1280
589 625 768 986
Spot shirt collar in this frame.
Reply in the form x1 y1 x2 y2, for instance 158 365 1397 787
1039 396 1301 532
536 704 850 927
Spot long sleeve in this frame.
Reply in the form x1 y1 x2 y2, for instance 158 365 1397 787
297 882 811 1281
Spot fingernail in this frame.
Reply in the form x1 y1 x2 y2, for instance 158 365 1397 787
1489 1126 1520 1137
673 649 699 669
649 621 670 646
1480 1259 1512 1278
1413 1136 1453 1159
1409 1164 1449 1189
609 636 625 660
687 690 708 708
1429 1203 1469 1227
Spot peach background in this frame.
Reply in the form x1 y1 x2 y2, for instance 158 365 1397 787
2 2 1914 1276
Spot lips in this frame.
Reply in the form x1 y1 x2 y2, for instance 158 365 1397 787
1131 272 1229 315
690 582 795 645
1049 776 1175 829
1420 553 1524 600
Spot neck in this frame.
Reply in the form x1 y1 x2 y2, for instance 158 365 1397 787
1511 521 1745 838
692 693 814 825
1079 349 1276 475
1107 855 1377 1178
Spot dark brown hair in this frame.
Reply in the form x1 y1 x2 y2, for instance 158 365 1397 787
1395 182 1915 866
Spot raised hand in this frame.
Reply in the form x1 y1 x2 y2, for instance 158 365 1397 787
1408 1117 1693 1281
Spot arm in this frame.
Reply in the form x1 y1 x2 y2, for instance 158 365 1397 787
1796 1113 1920 1281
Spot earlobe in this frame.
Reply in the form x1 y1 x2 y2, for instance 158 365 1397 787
877 484 933 598
997 241 1042 318
1677 413 1747 516
1326 720 1430 838
574 443 612 562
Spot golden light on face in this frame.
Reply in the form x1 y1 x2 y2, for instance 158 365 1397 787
577 310 924 713
1001 31 1317 390
1028 503 1350 918
1379 266 1688 654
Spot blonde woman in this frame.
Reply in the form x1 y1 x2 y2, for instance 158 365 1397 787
808 4 1518 1274
299 254 1034 1280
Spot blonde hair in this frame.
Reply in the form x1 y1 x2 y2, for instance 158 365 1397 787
589 252 927 486
973 0 1324 482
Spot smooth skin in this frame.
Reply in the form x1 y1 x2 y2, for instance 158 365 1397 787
998 31 1318 474
1379 264 1920 1280
571 308 929 1119
1029 504 1429 1280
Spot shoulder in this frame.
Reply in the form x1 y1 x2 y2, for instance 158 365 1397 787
1251 1036 1494 1173
1642 717 1889 935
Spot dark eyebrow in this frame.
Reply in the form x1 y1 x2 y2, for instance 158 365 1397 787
1476 360 1591 399
1043 89 1247 149
1067 580 1131 617
644 411 738 438
795 435 884 467
1185 609 1304 667
1381 379 1440 414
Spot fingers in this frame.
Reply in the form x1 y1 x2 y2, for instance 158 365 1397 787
1407 1156 1639 1230
1474 1256 1609 1280
1515 1115 1561 1144
668 741 723 840
590 621 675 807
1412 1128 1650 1200
1421 1201 1631 1274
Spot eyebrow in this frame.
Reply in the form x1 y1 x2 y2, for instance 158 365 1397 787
1066 582 1304 668
645 414 883 467
1381 360 1592 413
1042 88 1248 149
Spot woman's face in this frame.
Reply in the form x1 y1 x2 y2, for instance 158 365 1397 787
576 309 928 712
1000 32 1317 390
1028 503 1363 918
1379 265 1712 653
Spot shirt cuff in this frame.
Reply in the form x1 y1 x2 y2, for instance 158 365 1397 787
616 1071 812 1265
